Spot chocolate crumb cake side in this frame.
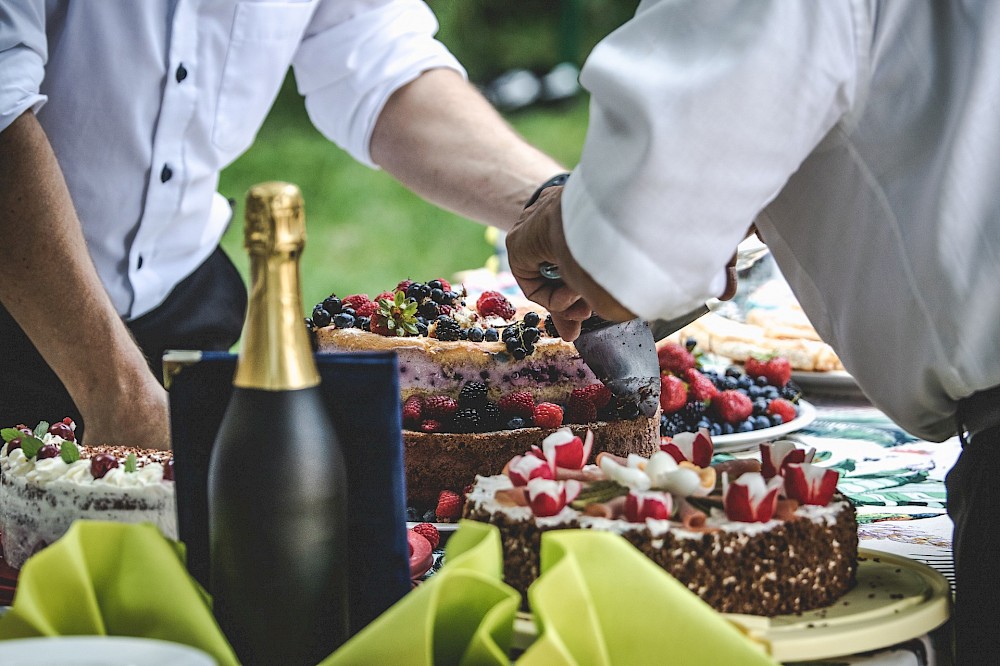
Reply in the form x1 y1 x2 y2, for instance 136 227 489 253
0 419 176 569
464 432 859 616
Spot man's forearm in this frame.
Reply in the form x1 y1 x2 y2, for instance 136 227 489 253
0 111 168 446
370 68 565 231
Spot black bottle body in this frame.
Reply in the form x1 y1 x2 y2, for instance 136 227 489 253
209 385 348 665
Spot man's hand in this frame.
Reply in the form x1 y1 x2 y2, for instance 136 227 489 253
506 185 634 341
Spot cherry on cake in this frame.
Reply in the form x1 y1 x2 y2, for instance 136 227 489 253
464 429 858 616
0 418 176 569
309 280 660 508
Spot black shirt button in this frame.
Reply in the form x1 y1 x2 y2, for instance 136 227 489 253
175 63 188 83
160 164 173 182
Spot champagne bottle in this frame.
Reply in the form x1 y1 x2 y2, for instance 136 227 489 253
208 182 349 665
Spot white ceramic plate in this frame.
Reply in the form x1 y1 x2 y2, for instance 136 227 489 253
0 636 215 665
790 370 863 396
711 399 817 453
406 521 459 548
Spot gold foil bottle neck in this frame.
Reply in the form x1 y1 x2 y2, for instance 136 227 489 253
234 182 320 390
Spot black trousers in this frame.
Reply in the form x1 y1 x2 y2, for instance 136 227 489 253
948 396 1000 665
0 247 246 439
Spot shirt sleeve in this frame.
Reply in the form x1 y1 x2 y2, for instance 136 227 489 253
561 0 862 321
292 0 465 168
0 0 48 133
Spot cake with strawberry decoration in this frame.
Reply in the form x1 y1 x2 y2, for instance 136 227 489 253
463 428 857 616
0 418 176 569
310 280 659 507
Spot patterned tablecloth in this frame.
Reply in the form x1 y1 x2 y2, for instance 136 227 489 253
778 395 958 666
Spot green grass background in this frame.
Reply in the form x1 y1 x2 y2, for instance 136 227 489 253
217 2 638 313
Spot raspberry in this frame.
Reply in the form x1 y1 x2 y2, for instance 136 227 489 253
657 342 697 376
395 280 414 294
684 368 719 403
402 396 423 427
420 419 442 433
353 300 378 319
532 402 564 429
423 395 458 419
745 355 792 388
714 390 754 424
573 383 613 410
411 522 440 549
342 293 372 311
498 391 535 419
659 374 688 414
375 290 395 303
476 291 516 320
435 490 463 521
766 398 798 424
565 394 598 423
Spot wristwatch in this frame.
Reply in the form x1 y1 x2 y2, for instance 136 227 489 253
524 172 571 209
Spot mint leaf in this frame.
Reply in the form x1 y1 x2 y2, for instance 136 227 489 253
33 421 49 438
124 453 138 473
1 428 22 443
60 440 81 464
20 435 44 458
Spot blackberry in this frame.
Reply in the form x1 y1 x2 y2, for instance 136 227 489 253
481 402 501 428
660 412 688 437
781 382 803 402
680 400 706 425
434 316 462 341
333 312 355 329
311 305 332 328
484 327 499 342
523 312 541 328
452 407 482 433
459 381 489 408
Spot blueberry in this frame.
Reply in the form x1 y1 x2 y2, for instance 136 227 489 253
428 280 443 290
725 366 742 378
769 414 785 426
747 384 762 399
697 417 712 430
723 376 739 391
419 302 440 319
341 307 356 318
722 422 735 435
322 296 342 314
484 328 499 342
709 422 723 436
333 312 355 329
737 376 753 390
752 397 769 415
311 305 332 328
430 287 446 303
416 321 428 336
506 417 526 430
523 312 541 328
522 327 541 344
512 347 527 360
752 415 771 430
755 375 770 387
406 507 420 522
422 509 437 522
763 386 780 400
737 420 755 433
357 316 371 330
467 326 485 342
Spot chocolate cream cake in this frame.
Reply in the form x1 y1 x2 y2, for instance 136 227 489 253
463 431 858 616
0 419 176 569
310 281 659 507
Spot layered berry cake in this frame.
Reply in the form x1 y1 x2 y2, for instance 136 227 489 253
309 280 659 507
464 429 858 616
0 419 176 569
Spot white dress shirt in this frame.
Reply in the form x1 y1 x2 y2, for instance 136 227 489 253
0 0 463 319
563 0 1000 441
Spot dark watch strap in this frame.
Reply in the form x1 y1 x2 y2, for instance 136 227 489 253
524 172 571 209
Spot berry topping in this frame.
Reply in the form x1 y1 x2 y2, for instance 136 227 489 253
435 490 463 521
532 402 564 429
37 443 60 460
423 395 458 419
573 383 613 410
564 393 597 424
402 395 423 427
452 408 482 433
90 453 120 479
458 381 489 408
48 419 75 442
498 391 535 419
411 522 441 549
163 459 175 481
419 419 442 433
713 390 754 424
476 290 516 320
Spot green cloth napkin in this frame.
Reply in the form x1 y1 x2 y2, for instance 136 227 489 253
0 521 238 665
0 519 777 665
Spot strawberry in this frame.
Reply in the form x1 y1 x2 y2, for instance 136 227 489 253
411 522 441 549
402 395 423 427
435 490 463 521
745 355 792 388
684 368 719 403
713 390 753 424
423 395 459 419
498 391 535 419
532 402 564 429
564 393 598 423
369 313 392 336
476 291 516 320
766 398 798 424
572 383 612 410
419 419 442 433
659 374 688 414
657 341 696 376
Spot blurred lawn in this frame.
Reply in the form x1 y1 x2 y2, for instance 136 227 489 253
218 77 590 313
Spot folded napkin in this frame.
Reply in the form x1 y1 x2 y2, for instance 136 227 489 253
0 521 238 665
0 519 777 665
